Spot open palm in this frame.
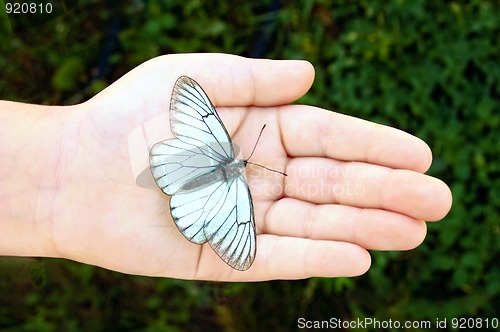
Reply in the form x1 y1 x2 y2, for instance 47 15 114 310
51 53 452 281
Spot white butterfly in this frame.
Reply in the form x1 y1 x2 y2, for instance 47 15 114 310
149 76 259 271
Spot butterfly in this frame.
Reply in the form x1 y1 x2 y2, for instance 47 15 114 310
149 76 285 271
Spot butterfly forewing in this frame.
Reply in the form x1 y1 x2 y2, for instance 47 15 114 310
170 76 234 160
203 176 255 270
149 76 256 271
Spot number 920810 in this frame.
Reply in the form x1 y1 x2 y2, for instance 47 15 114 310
6 2 53 14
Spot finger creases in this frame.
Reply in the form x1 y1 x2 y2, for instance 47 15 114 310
219 235 371 281
264 198 427 251
279 105 433 173
283 157 452 222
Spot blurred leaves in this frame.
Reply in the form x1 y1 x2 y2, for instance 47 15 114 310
1 0 499 330
51 57 84 91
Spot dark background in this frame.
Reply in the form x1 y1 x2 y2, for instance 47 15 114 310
1 0 499 330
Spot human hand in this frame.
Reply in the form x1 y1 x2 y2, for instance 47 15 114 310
40 53 452 281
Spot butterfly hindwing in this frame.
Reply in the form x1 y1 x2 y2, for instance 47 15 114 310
150 137 225 195
170 179 227 245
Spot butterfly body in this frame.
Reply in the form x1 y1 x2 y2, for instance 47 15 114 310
178 158 246 193
150 76 256 271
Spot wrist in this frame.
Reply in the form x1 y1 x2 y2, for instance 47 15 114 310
0 101 77 258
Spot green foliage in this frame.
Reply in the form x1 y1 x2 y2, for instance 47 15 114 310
1 0 499 330
51 57 84 91
275 0 500 324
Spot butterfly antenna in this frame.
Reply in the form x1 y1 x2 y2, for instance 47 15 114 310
245 124 288 176
246 124 266 161
246 161 288 176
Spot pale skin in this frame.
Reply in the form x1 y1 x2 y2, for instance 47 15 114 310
0 53 452 281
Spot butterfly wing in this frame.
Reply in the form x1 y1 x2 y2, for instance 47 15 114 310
150 76 234 195
170 175 256 270
170 76 234 161
150 137 227 196
205 176 255 271
149 76 256 270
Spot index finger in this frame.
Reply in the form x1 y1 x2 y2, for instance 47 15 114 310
93 54 315 117
280 105 433 173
